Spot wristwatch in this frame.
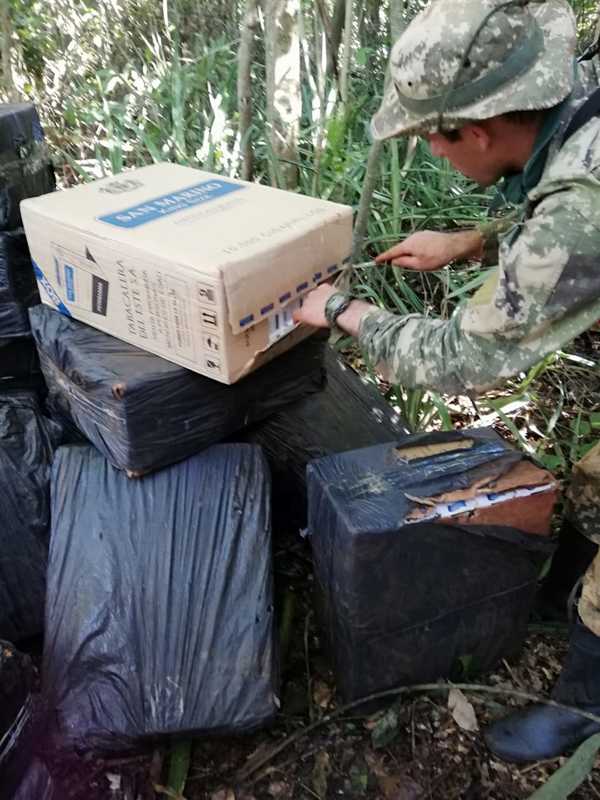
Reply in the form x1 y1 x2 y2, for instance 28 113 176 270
324 291 352 329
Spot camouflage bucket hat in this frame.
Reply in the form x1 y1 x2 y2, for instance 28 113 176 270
371 0 577 140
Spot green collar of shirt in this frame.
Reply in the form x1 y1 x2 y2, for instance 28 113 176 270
492 95 571 210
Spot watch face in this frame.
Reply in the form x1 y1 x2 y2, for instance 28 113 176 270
326 292 350 326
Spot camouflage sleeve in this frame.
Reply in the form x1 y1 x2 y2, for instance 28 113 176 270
358 178 600 395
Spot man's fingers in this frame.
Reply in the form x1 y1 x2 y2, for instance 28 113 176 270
375 246 410 264
390 255 424 269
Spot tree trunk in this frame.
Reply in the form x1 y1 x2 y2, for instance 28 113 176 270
352 0 409 260
0 0 18 102
265 0 301 189
352 140 384 261
238 0 260 181
339 0 353 108
326 0 346 81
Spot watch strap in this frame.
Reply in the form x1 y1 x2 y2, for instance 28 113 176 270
325 291 352 328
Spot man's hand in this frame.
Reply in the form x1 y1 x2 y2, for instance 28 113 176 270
294 283 375 337
293 283 336 328
375 229 483 271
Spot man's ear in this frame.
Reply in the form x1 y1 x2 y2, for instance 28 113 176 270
462 123 491 152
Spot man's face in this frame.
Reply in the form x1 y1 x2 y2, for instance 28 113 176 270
424 131 506 187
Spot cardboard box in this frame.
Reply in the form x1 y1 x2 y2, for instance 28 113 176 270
20 163 352 383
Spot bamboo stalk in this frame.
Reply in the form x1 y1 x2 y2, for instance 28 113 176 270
0 0 18 102
339 0 354 109
238 0 260 181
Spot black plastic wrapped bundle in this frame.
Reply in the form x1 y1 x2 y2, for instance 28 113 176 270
0 103 55 231
0 641 34 741
0 643 39 800
0 392 61 641
241 346 409 533
307 429 556 701
29 303 325 475
0 229 39 340
42 444 277 750
0 338 42 392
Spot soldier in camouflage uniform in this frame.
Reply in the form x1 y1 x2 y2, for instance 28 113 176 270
295 0 600 763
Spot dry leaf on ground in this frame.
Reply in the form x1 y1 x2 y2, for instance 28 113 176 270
448 688 479 732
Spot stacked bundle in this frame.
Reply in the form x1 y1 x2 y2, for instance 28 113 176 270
3 162 401 798
0 104 55 392
307 430 559 701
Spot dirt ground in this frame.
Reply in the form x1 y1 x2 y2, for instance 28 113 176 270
177 536 600 800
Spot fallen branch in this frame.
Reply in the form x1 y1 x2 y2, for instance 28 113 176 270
235 681 600 782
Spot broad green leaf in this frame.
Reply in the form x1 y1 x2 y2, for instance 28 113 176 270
527 733 600 800
167 739 192 799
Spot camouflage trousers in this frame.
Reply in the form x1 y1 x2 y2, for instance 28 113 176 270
565 441 600 637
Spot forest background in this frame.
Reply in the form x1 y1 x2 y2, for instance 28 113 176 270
1 0 600 473
5 3 600 798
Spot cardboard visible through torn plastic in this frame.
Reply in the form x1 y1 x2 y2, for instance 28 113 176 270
405 460 559 537
395 438 475 461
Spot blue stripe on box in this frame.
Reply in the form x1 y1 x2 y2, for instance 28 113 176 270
32 260 72 318
98 180 245 229
64 264 76 301
240 314 254 327
296 281 308 293
261 303 274 316
279 292 291 303
313 272 322 282
327 264 338 274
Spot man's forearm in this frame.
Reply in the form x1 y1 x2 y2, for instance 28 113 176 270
334 299 375 337
450 229 484 261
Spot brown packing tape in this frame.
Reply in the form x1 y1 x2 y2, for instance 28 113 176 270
396 439 475 462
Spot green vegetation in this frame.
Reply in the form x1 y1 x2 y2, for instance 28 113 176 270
2 0 600 474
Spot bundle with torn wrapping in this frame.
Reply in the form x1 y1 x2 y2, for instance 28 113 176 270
0 392 61 641
307 429 558 701
0 103 55 231
29 304 325 475
0 229 38 339
241 346 408 532
42 444 277 750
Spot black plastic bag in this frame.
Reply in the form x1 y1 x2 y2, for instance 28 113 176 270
30 304 325 475
307 430 556 701
0 392 61 641
0 229 38 340
0 338 43 393
241 346 408 533
0 641 34 741
0 103 55 231
0 696 42 800
43 443 277 750
1 697 142 800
